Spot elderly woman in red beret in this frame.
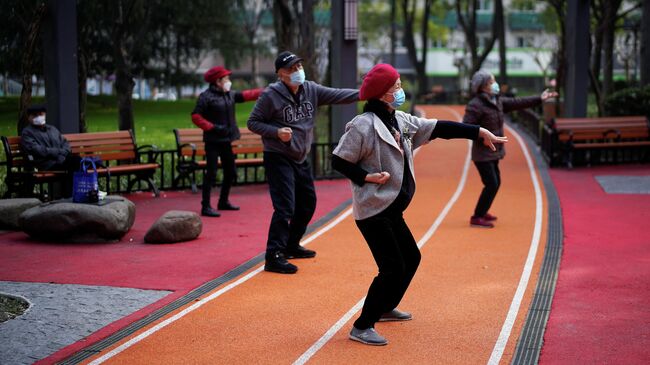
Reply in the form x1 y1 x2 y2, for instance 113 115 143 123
332 63 507 346
191 66 263 217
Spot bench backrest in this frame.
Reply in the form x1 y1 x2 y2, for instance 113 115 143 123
65 130 137 161
174 128 263 158
1 135 28 168
553 116 649 142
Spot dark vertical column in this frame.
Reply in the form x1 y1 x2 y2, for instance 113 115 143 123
330 0 358 142
43 0 79 133
564 0 589 118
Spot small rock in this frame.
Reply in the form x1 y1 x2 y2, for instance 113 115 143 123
144 210 202 244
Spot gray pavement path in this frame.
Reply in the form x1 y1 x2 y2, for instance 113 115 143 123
596 175 650 194
0 281 170 365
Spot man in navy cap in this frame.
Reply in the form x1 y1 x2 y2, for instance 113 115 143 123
20 104 80 197
247 51 359 274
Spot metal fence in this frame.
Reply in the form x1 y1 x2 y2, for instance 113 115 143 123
0 142 342 199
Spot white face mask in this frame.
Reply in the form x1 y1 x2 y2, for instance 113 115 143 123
222 81 232 92
32 115 46 125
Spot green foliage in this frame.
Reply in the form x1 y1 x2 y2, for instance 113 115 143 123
603 85 650 119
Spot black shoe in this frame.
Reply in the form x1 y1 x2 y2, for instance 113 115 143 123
217 202 240 211
264 251 298 274
284 246 316 259
201 207 221 217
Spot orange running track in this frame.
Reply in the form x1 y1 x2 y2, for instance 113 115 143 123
80 105 548 365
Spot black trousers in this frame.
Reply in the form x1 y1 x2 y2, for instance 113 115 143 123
354 210 421 330
40 154 82 198
202 141 236 209
264 152 316 255
473 160 501 217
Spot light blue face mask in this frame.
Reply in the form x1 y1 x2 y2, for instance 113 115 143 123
389 88 406 108
290 69 306 86
491 81 500 95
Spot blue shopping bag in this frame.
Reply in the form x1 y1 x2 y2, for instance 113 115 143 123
72 157 99 203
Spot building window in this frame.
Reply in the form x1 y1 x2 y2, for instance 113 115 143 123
517 36 533 48
431 38 446 48
513 0 535 11
478 0 492 11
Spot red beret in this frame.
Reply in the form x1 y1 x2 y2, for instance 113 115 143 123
359 64 400 100
204 66 232 83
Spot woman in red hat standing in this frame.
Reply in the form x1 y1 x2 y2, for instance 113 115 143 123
191 66 263 217
332 64 507 346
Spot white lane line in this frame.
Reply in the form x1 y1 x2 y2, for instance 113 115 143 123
88 208 353 364
293 117 472 365
487 124 543 365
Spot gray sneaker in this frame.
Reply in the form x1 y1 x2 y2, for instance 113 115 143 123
378 308 412 322
349 327 388 346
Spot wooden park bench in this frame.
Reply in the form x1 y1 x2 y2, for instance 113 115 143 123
1 130 160 199
66 130 160 196
172 128 264 193
542 116 650 167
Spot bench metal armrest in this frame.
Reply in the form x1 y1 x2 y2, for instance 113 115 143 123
136 144 160 164
178 143 198 161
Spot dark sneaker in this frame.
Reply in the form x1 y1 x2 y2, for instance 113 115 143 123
284 246 316 259
470 216 494 228
264 252 298 274
349 327 388 346
378 308 412 322
218 202 240 211
201 207 221 217
483 212 498 221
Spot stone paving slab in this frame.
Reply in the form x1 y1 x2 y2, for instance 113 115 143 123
0 281 170 365
595 175 650 194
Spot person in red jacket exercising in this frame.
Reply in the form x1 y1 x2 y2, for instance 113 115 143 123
191 66 263 217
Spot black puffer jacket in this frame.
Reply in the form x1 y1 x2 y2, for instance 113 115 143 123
20 124 71 170
463 93 541 161
192 84 247 144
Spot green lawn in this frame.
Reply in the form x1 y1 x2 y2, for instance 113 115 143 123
0 96 257 150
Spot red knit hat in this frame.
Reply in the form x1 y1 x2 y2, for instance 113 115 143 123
204 66 232 83
359 64 400 100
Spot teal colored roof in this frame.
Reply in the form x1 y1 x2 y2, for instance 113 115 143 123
440 12 494 31
437 11 544 31
508 12 544 30
258 9 330 27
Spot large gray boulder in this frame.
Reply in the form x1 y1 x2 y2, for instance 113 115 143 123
18 196 136 242
144 210 202 243
0 198 41 230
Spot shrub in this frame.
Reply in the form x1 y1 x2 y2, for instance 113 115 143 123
604 85 650 119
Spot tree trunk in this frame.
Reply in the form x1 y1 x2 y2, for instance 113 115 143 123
592 29 603 89
601 0 622 106
299 0 316 82
175 34 182 99
113 35 135 131
17 3 46 134
115 67 135 132
272 0 295 52
640 0 650 86
78 49 88 132
495 0 507 84
546 0 566 115
456 0 497 76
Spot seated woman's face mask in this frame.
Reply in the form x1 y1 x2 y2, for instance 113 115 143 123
32 115 46 125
